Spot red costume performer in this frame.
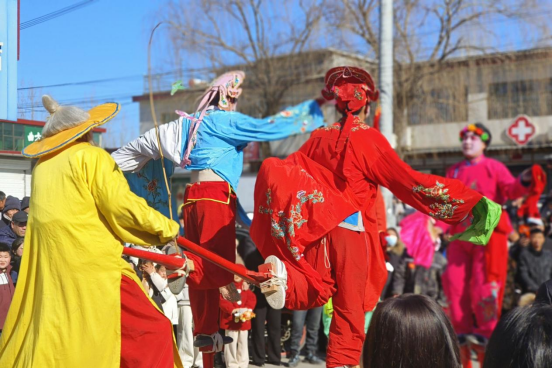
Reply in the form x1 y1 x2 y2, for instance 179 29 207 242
251 67 501 368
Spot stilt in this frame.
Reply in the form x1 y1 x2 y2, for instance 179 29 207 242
460 345 472 368
123 238 273 368
200 349 215 368
122 239 274 286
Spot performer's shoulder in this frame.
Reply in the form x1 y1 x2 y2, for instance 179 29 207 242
483 156 507 167
71 144 115 163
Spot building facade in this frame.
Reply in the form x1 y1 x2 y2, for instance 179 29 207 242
402 48 552 193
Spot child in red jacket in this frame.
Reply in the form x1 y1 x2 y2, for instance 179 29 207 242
220 277 257 368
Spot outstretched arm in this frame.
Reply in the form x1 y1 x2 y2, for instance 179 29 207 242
213 100 325 145
362 130 483 224
112 119 183 172
85 148 179 246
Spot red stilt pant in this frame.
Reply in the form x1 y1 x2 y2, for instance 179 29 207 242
182 182 236 335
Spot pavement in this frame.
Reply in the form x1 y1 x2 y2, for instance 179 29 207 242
281 355 480 368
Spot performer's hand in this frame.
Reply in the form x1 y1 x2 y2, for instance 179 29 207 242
140 261 155 275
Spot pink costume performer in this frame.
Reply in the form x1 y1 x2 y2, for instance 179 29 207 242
441 123 536 367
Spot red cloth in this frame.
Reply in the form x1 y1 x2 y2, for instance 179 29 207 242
219 282 257 330
182 181 236 335
0 265 15 329
282 227 372 367
120 275 175 368
517 164 547 219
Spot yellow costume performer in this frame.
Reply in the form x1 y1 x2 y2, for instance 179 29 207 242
0 96 183 368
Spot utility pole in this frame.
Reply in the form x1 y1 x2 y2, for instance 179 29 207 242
379 0 397 228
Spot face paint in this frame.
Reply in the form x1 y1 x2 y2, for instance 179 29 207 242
461 132 485 159
385 235 398 247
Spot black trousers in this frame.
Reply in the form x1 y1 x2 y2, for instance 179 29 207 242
251 303 282 365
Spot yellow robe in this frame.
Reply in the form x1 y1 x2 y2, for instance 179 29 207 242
0 142 183 368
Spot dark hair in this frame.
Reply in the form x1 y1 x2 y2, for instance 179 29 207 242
12 237 24 253
0 243 11 253
0 191 5 201
364 294 461 368
484 304 552 368
386 227 399 238
530 228 545 236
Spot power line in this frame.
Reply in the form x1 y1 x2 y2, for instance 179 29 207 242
20 0 99 30
17 67 214 91
17 74 144 90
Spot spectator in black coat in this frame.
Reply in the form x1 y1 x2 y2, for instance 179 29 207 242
0 197 20 229
518 228 552 293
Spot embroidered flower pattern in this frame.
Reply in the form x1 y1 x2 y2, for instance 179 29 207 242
477 294 498 322
136 168 168 210
412 181 464 219
258 188 325 261
354 88 363 100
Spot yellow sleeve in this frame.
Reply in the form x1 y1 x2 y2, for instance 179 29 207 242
84 147 179 245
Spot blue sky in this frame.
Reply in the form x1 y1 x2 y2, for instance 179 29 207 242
17 0 166 147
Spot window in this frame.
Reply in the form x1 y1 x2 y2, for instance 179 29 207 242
488 79 552 119
0 123 25 152
408 87 468 125
161 112 175 125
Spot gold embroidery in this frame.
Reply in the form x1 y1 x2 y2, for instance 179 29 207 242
412 181 465 219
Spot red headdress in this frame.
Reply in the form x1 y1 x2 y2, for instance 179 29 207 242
321 66 379 156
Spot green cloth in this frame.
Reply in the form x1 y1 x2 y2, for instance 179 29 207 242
450 197 502 245
322 298 333 337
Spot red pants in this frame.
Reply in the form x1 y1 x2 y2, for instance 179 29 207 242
442 232 507 338
121 275 175 368
284 227 370 368
182 182 236 335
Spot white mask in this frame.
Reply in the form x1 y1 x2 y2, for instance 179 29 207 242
386 235 398 247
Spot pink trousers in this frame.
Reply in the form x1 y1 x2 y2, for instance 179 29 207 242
442 235 506 338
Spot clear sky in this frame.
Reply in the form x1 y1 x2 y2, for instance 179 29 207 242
17 0 166 147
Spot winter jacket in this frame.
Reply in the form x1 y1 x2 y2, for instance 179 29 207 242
518 248 552 293
393 250 447 304
219 283 257 331
535 278 552 304
0 265 16 329
0 226 17 248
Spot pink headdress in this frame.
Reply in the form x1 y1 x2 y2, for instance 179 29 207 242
176 71 245 166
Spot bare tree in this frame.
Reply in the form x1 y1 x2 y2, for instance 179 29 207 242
161 0 324 157
324 0 551 155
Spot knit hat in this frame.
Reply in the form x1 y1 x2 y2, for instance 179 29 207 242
20 196 30 211
2 196 21 214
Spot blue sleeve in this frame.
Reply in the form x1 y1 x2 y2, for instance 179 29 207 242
213 100 324 145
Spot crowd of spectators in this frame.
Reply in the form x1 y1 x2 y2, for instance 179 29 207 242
0 191 29 337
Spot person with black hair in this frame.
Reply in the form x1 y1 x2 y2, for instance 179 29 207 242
483 303 552 368
0 196 20 229
363 294 461 368
0 192 6 212
518 228 552 293
10 238 24 276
